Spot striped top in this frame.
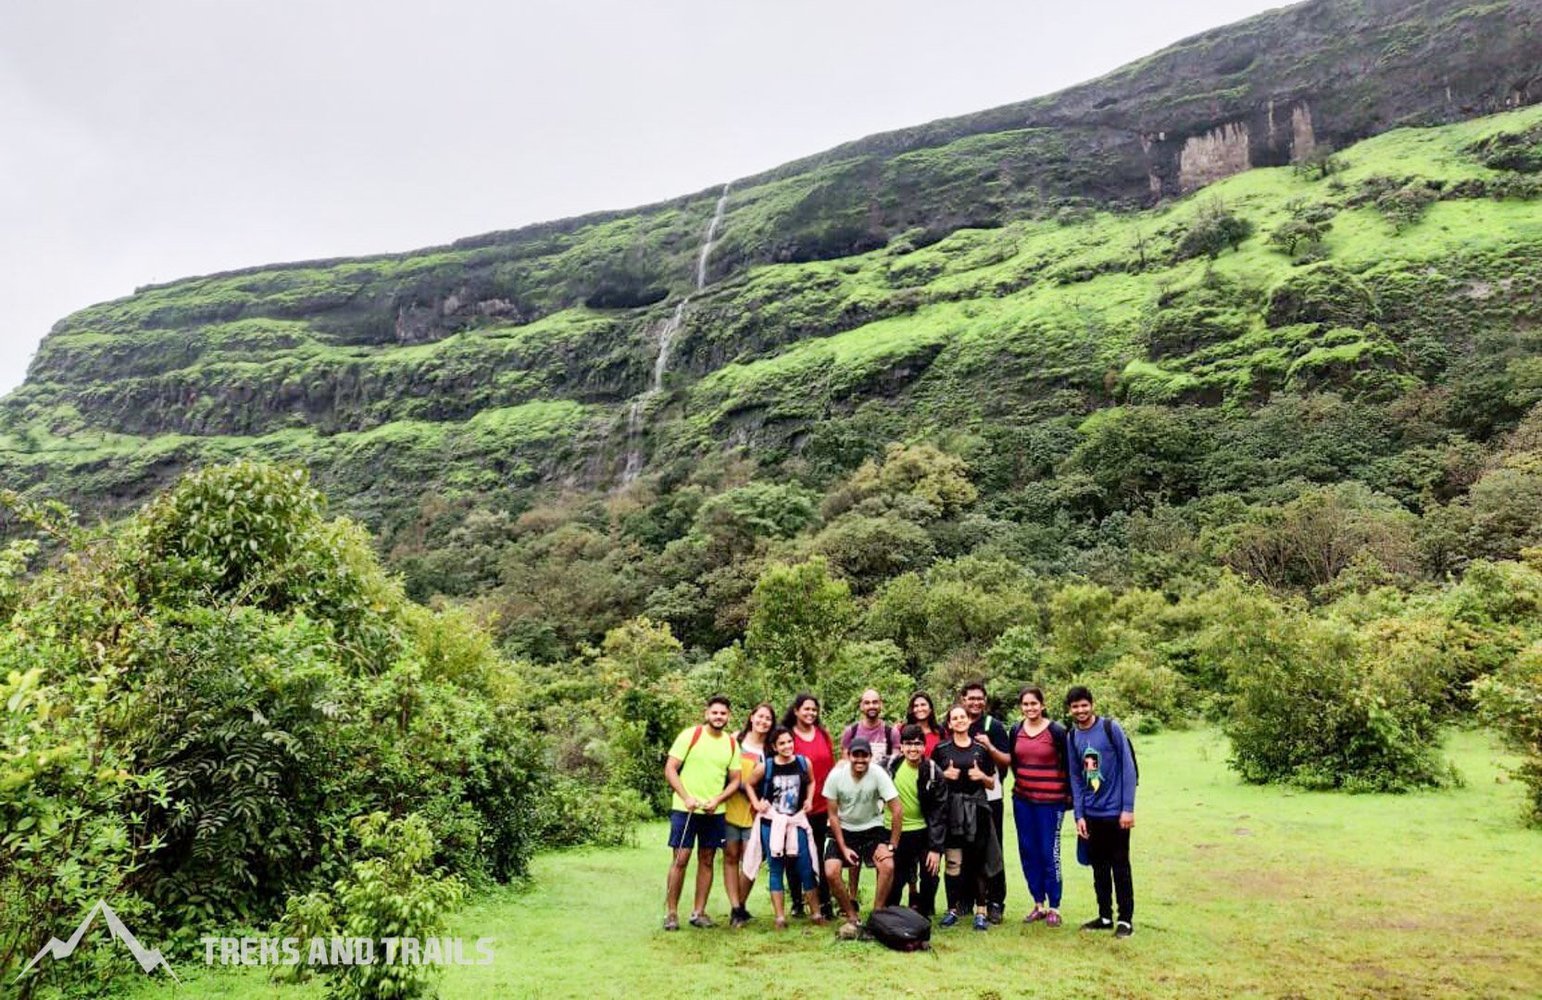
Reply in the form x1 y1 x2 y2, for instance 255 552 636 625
1011 725 1070 804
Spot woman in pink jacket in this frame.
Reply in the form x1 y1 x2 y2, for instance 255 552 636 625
744 727 823 929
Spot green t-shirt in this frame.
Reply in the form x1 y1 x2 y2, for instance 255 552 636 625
892 762 927 832
667 726 736 813
821 764 898 832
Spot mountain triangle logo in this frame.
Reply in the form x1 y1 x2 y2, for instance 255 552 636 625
16 900 179 983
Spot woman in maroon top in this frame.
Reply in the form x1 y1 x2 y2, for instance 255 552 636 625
1009 685 1072 927
782 692 835 917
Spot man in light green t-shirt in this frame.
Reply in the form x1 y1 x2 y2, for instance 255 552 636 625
662 695 740 930
885 723 945 916
821 736 902 931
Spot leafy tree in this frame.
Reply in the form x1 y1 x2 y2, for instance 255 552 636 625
1219 484 1419 593
1475 637 1542 824
1175 198 1254 260
693 481 820 561
823 442 978 522
812 514 935 592
744 558 856 679
1064 406 1211 514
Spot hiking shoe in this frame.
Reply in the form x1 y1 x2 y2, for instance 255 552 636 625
663 914 679 931
688 912 715 929
986 903 1004 925
1114 921 1134 939
837 921 863 940
738 907 754 923
973 913 990 932
1081 917 1114 931
1023 906 1047 924
1045 910 1063 928
939 910 960 928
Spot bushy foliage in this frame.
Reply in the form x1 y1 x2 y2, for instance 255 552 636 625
0 468 560 993
744 558 855 677
1268 199 1336 263
276 813 464 1000
1474 639 1542 824
1175 199 1254 260
1219 597 1454 791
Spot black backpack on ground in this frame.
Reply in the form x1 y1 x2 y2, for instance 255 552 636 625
865 906 932 952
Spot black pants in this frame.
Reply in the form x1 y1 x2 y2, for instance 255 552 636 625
806 812 832 910
887 828 940 917
943 841 990 914
1085 817 1134 924
987 798 1007 908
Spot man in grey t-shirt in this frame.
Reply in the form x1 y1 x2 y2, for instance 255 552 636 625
821 737 902 930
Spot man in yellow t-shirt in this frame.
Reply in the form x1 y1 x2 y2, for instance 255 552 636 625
662 694 740 930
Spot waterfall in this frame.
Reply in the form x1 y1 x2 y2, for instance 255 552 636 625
651 300 688 392
696 183 730 290
620 183 730 484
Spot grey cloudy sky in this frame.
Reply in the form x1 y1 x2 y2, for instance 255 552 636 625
0 0 1288 395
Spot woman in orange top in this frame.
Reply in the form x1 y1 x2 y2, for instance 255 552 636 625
724 702 775 927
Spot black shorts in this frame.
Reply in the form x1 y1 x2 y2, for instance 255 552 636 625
823 826 893 868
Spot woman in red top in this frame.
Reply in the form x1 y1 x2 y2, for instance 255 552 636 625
1009 685 1072 927
905 691 945 757
782 692 835 918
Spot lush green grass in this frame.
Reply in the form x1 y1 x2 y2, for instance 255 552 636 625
123 728 1541 1000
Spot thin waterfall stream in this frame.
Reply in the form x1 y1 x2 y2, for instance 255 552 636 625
621 183 730 483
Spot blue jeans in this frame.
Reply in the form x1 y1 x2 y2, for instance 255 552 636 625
761 822 816 894
1013 797 1064 909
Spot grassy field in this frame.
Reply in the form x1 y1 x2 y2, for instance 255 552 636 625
123 728 1541 1000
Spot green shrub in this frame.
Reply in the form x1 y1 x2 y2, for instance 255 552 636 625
1223 613 1453 792
1174 199 1254 260
275 813 465 1000
1474 641 1542 824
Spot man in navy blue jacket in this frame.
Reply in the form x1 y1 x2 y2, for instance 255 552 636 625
1065 685 1137 938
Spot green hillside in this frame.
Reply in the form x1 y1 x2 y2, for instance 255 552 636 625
3 0 1541 537
4 102 1541 545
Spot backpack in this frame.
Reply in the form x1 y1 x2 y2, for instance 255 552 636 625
759 753 810 802
1067 718 1139 783
678 726 740 789
865 906 931 952
841 722 902 758
1007 719 1072 803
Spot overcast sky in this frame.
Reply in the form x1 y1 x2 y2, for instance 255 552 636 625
0 0 1290 395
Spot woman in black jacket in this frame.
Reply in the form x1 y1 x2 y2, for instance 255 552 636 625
883 723 947 916
930 704 1003 931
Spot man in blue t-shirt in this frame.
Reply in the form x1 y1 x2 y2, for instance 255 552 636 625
1065 685 1137 939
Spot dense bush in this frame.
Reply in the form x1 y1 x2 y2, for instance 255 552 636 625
1475 640 1542 824
1174 199 1254 260
276 813 464 1000
1220 601 1453 791
0 468 559 994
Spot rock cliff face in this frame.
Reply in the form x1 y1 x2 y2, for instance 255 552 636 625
3 0 1541 527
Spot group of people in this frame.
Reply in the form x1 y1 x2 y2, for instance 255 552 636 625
661 683 1138 940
